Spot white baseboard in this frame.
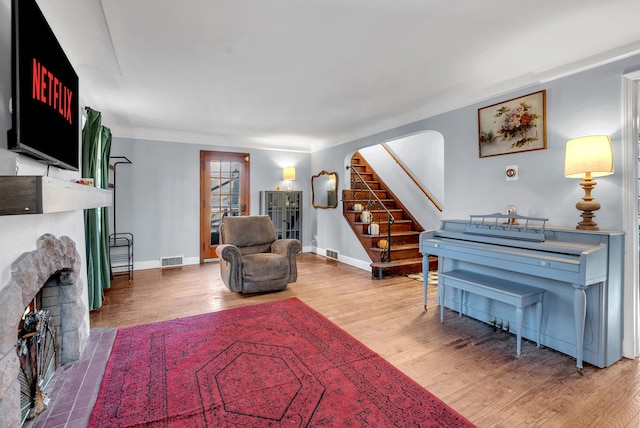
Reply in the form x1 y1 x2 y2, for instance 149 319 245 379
133 256 200 271
310 246 370 272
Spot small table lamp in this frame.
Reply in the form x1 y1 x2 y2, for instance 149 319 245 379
283 167 296 191
564 135 614 230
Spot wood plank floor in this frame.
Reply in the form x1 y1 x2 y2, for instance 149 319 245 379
91 253 640 428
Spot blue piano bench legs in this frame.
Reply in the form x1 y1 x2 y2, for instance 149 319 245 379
437 270 544 358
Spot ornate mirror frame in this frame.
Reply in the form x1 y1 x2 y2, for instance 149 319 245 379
311 170 338 209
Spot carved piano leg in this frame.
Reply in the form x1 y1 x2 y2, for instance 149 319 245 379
574 286 587 374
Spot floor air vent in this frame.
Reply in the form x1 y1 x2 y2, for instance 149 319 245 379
326 249 339 260
160 256 183 268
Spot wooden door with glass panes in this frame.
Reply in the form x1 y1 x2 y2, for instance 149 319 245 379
200 151 250 262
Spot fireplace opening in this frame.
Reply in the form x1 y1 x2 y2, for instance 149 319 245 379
16 267 79 424
17 299 57 424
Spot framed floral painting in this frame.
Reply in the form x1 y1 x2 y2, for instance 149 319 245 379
478 90 547 158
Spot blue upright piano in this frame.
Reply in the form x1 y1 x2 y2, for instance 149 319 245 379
420 214 624 370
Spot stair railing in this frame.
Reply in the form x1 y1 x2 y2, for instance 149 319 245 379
347 165 395 262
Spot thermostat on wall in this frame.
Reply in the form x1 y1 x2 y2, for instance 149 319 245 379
506 165 518 181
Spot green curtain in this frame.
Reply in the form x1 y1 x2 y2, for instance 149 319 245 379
82 108 112 310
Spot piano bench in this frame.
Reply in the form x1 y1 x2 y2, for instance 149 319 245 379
439 270 544 357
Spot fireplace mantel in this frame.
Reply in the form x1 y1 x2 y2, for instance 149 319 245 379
0 176 112 215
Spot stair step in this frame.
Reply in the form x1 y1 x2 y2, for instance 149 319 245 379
343 214 412 229
360 232 420 246
369 220 415 232
363 230 421 237
346 189 387 196
371 243 421 260
343 207 400 215
370 256 438 279
370 258 423 279
344 199 395 205
345 219 415 234
371 243 420 252
344 203 398 212
370 257 423 268
366 208 404 214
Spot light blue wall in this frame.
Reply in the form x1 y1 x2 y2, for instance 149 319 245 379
109 138 312 266
385 132 445 207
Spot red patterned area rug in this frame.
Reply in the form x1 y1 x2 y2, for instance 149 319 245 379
89 298 474 427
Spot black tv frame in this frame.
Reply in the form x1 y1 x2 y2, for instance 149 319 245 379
7 0 80 171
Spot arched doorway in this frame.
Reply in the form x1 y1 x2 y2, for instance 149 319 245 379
348 130 445 230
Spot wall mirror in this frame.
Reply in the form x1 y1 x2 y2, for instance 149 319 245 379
311 171 338 208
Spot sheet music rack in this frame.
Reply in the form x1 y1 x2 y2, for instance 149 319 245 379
464 213 549 242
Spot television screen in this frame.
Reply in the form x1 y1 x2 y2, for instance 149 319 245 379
8 0 80 171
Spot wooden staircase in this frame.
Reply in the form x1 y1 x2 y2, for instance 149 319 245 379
342 152 437 279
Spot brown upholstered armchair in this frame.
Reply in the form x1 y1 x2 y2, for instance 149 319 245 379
215 215 301 293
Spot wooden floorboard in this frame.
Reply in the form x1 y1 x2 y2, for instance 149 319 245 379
91 253 640 428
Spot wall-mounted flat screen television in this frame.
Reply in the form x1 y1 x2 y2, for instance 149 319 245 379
7 0 80 171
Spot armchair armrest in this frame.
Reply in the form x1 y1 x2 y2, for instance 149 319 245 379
271 239 301 282
271 239 301 257
216 244 243 292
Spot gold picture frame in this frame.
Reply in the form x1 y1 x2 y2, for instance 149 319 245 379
478 90 547 158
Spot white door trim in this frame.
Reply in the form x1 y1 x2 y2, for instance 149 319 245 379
621 70 640 358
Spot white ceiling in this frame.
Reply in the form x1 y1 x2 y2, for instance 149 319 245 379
36 0 640 152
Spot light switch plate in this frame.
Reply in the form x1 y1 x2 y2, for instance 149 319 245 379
506 165 518 181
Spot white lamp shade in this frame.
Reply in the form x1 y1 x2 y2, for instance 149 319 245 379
283 167 296 181
564 135 614 178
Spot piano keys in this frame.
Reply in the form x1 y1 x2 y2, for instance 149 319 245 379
420 214 624 370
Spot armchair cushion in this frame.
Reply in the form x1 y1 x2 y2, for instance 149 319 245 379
220 215 276 250
243 253 289 282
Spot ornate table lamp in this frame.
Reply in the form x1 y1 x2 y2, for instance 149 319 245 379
564 135 613 230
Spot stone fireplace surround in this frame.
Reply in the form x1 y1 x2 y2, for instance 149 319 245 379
0 234 89 427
